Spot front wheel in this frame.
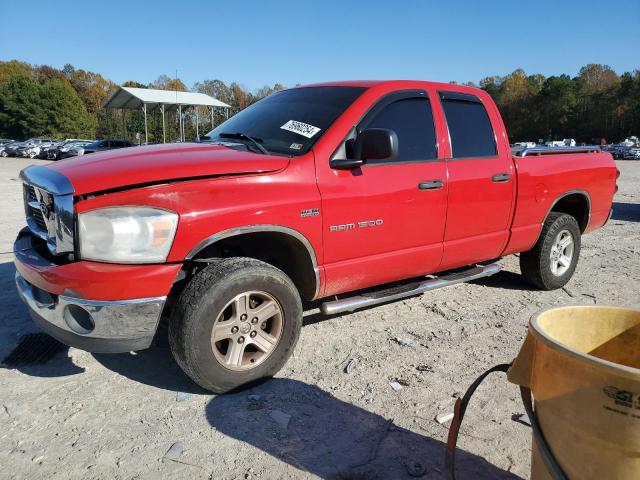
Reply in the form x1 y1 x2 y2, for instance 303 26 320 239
169 257 303 393
520 212 581 290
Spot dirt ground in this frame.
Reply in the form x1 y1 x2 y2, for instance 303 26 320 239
0 157 638 480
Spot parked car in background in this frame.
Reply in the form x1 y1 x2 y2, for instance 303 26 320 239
621 136 639 147
62 139 133 158
606 145 627 159
623 147 640 160
17 139 56 159
44 140 94 160
2 140 25 157
0 140 19 157
36 141 63 160
0 139 15 146
82 139 133 154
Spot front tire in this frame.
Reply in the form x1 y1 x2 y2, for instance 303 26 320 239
520 212 581 290
169 257 302 393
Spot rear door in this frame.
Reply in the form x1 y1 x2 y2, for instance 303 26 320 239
437 91 514 269
317 90 448 295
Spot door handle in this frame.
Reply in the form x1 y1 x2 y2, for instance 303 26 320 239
418 180 444 190
492 173 512 183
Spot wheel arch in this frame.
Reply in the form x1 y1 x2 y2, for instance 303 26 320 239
185 225 320 301
545 190 591 233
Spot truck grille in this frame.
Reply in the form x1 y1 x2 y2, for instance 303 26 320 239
30 206 48 231
20 166 75 255
23 184 55 241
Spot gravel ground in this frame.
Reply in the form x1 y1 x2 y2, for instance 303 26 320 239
0 157 638 480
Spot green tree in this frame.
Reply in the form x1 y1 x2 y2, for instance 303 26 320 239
229 82 254 114
488 69 543 140
0 74 95 139
151 75 187 91
194 79 233 128
122 80 146 88
0 75 41 138
0 60 32 85
537 75 579 139
42 78 97 137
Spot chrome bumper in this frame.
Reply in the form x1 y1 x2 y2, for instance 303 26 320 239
15 272 166 353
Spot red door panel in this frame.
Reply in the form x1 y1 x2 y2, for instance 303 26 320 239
316 89 449 296
440 158 514 268
319 162 447 295
435 90 515 270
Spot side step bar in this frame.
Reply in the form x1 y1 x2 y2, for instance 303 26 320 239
320 263 502 315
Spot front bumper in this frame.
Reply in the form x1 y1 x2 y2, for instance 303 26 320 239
13 230 180 353
15 272 165 353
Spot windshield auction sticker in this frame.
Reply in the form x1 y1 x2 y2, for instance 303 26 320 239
280 120 321 138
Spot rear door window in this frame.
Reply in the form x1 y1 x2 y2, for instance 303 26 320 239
360 95 437 164
439 92 497 158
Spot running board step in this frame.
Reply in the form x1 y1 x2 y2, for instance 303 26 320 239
320 263 502 315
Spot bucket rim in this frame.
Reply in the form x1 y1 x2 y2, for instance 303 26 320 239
530 304 640 379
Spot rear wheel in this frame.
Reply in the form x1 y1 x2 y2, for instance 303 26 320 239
520 212 581 290
169 257 302 393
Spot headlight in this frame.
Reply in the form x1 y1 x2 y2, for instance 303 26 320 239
78 207 179 263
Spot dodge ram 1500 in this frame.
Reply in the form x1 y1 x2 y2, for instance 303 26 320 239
14 81 617 392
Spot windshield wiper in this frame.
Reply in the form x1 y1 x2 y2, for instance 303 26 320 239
218 132 269 155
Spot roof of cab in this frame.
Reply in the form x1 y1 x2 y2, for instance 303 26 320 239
297 80 485 95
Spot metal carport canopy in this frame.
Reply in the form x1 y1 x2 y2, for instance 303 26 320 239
103 86 231 143
103 86 231 112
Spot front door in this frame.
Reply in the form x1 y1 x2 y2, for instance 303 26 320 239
316 90 448 296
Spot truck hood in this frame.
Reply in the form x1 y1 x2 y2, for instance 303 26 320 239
47 143 290 195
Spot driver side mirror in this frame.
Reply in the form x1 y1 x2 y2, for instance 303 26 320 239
330 128 398 170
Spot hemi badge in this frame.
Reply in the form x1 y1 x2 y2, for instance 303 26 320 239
300 208 320 218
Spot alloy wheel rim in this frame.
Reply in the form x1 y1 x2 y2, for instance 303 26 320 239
549 229 574 276
211 290 283 371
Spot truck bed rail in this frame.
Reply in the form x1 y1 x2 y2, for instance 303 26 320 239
514 146 601 157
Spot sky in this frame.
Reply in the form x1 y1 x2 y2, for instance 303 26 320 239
1 0 638 91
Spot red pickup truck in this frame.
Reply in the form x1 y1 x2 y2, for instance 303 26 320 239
14 81 617 392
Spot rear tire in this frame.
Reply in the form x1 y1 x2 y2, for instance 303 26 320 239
169 257 302 393
520 212 581 290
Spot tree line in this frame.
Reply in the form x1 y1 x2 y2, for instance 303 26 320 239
0 59 638 144
0 60 285 143
477 64 640 143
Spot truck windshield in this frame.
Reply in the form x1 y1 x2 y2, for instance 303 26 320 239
204 86 366 156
